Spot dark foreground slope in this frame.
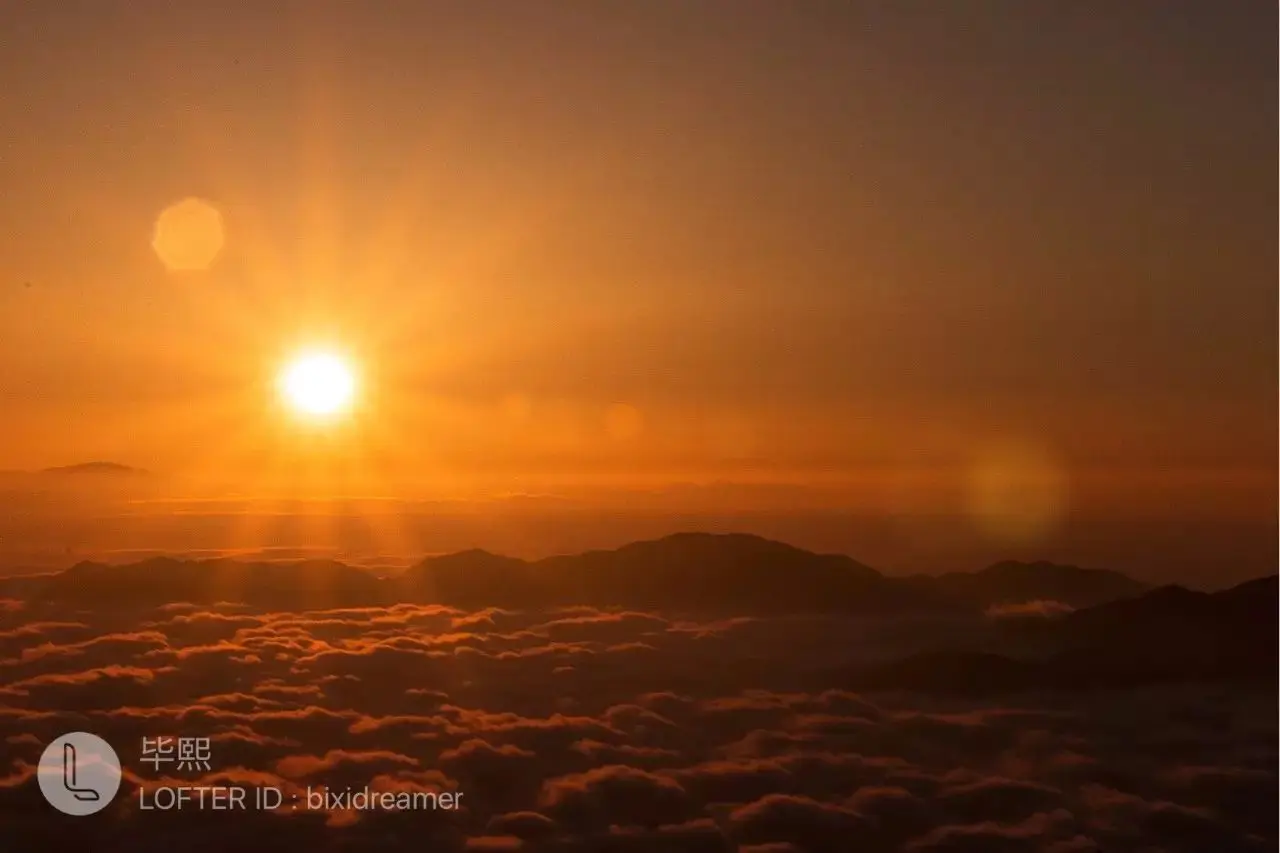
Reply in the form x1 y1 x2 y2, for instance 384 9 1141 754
904 560 1151 609
853 575 1279 692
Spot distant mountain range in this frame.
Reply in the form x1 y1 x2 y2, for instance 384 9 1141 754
2 532 1272 691
2 532 1152 616
0 461 150 484
40 461 148 476
395 533 951 614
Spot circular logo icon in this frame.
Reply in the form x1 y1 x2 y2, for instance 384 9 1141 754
38 732 121 816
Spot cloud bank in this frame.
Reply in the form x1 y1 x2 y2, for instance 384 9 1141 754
1 598 1274 851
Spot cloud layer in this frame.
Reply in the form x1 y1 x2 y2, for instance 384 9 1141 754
1 600 1274 851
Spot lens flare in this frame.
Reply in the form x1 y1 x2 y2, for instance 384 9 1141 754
965 441 1068 545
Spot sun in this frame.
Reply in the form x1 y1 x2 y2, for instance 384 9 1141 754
278 352 357 418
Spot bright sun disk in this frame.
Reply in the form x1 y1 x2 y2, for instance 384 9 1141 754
278 352 357 417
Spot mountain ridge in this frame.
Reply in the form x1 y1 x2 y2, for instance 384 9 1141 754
851 574 1278 692
904 559 1151 609
2 532 1273 693
40 461 149 476
0 531 1243 619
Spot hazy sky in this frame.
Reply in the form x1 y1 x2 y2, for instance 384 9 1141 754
0 2 1274 524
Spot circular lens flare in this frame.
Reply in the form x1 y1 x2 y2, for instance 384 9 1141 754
965 440 1068 545
152 197 225 272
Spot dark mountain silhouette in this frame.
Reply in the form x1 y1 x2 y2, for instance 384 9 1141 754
8 533 959 615
38 556 383 611
905 559 1150 609
7 532 1163 618
396 532 939 613
1047 575 1278 675
397 548 535 604
1059 575 1273 637
851 575 1279 693
40 461 148 476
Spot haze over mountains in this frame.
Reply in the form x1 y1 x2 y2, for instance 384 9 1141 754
1 460 1275 589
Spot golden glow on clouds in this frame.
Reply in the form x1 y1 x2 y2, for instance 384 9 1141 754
278 352 357 418
152 198 225 272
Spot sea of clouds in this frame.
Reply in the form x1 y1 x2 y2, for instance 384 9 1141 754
0 600 1274 852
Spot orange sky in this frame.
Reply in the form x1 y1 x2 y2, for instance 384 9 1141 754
0 3 1273 578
